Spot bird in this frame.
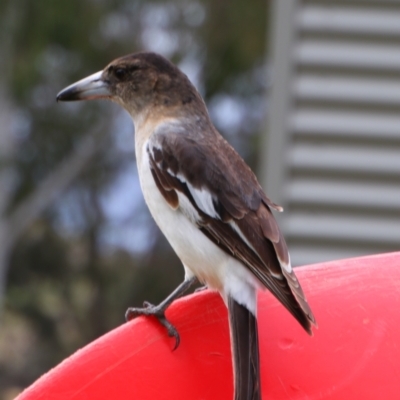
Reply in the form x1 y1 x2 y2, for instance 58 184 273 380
57 51 316 400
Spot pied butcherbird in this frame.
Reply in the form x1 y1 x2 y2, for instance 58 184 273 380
57 52 316 400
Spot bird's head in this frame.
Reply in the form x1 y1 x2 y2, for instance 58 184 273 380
57 52 203 118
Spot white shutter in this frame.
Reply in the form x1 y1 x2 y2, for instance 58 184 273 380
261 0 400 266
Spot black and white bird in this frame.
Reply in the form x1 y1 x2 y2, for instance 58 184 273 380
57 52 316 400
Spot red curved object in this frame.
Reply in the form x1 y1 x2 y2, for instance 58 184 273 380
16 252 400 399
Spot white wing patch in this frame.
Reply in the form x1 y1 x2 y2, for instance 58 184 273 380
280 253 293 273
171 171 219 220
176 191 201 224
148 140 219 220
186 184 219 219
149 131 220 220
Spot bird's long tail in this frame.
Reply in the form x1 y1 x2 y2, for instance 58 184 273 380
228 296 261 400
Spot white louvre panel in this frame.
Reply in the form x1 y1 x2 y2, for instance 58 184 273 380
291 110 400 140
263 1 400 267
298 5 400 36
296 42 400 70
295 77 400 106
289 144 400 176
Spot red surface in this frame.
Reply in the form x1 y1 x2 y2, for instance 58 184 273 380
16 252 400 399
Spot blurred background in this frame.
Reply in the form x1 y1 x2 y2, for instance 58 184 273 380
0 0 399 398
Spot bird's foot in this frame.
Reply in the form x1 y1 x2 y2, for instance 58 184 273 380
125 301 180 350
125 277 197 350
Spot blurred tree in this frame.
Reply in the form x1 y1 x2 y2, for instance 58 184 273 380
0 0 268 397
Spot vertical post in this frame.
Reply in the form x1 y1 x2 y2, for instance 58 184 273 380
260 0 298 212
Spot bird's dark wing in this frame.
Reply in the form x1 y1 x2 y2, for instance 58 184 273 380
147 128 316 333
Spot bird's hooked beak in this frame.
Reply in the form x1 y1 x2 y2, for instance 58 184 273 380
56 71 111 102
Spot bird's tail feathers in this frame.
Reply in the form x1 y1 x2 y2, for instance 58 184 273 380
228 296 261 400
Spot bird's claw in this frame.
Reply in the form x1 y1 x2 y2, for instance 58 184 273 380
158 315 180 350
125 302 180 350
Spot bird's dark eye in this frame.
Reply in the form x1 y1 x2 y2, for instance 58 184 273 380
114 68 127 80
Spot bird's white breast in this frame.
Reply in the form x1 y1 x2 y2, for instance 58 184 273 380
134 128 261 314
